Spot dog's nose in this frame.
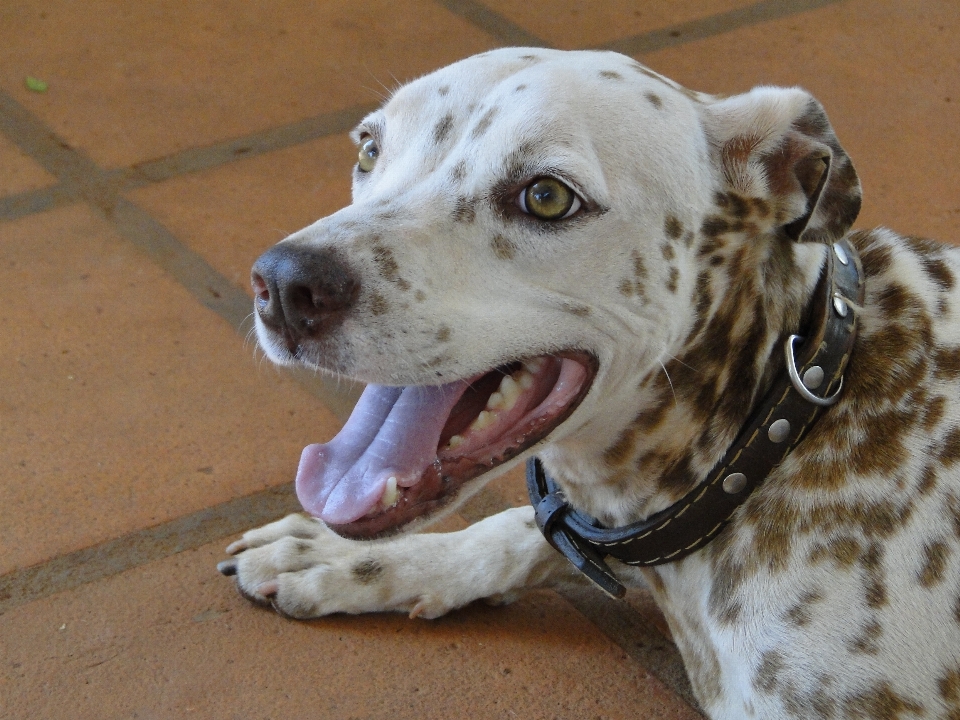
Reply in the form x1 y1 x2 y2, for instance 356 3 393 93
251 244 358 350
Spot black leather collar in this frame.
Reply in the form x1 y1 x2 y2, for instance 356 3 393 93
527 238 865 598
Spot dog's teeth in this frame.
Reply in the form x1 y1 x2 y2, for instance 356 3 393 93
487 375 523 412
447 434 464 449
470 410 498 431
500 376 522 409
524 357 545 374
487 390 506 411
380 476 399 510
517 370 535 390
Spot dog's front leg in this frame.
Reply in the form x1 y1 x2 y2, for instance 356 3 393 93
218 506 580 619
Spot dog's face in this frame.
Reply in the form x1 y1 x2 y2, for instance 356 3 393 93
259 50 711 385
251 48 860 536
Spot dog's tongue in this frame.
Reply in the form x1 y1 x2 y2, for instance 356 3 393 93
296 380 470 524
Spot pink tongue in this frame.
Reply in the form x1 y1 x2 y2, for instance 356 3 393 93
296 380 470 524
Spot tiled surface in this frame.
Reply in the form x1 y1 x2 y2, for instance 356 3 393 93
0 132 55 196
1 0 958 718
484 0 748 49
0 204 340 574
0 0 492 168
0 541 699 720
129 134 357 289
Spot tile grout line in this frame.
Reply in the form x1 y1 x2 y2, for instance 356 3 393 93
431 0 551 48
0 486 302 615
601 0 846 55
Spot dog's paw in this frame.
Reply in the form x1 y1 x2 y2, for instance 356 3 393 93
217 513 410 619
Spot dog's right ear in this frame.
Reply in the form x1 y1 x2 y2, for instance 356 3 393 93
701 87 861 243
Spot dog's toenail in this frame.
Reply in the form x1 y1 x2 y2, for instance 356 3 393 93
225 540 247 555
258 580 280 597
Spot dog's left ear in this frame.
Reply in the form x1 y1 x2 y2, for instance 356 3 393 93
701 87 861 242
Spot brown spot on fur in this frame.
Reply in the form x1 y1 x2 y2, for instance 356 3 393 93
562 303 590 317
515 84 527 92
604 427 637 466
436 325 451 342
941 666 960 703
661 242 676 261
632 251 648 279
491 234 516 260
934 346 960 380
450 161 467 183
369 292 388 315
843 682 925 719
371 244 398 278
849 617 883 654
471 106 499 139
941 427 960 466
414 289 426 302
905 235 946 256
599 70 624 81
860 240 895 277
720 137 763 190
919 539 951 588
453 196 477 223
756 650 785 693
667 267 679 293
877 282 923 319
949 495 960 539
826 536 862 568
619 277 634 297
702 216 731 238
921 256 956 291
438 85 450 96
645 92 663 109
924 396 947 431
862 542 888 609
919 464 938 494
352 558 384 584
664 215 683 240
786 589 823 626
433 113 454 144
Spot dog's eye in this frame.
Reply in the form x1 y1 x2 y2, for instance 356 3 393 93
518 178 581 220
358 138 379 173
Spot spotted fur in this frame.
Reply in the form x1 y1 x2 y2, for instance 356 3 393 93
227 49 960 719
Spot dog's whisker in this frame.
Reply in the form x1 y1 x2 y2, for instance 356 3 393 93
658 360 679 407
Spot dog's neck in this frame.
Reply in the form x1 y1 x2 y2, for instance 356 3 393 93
547 228 831 528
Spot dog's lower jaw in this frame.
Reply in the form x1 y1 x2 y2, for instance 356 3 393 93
297 352 599 539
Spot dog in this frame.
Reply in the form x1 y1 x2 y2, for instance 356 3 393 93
218 48 960 719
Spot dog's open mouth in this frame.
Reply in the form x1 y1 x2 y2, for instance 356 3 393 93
296 351 596 538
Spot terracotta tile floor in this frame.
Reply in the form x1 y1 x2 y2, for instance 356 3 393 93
1 0 957 718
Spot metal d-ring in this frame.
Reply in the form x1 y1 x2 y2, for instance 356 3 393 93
784 335 843 407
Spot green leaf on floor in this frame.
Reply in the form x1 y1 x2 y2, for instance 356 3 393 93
25 76 49 93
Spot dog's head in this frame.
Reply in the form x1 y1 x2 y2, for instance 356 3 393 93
251 49 861 535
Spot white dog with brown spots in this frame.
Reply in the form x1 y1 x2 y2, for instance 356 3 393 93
218 48 960 719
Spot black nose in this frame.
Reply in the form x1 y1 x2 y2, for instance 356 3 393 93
251 244 358 352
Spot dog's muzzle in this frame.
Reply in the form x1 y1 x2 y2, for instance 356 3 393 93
251 243 359 354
